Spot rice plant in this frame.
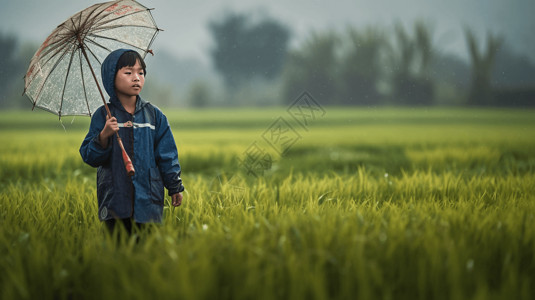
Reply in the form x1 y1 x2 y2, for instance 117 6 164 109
0 107 534 299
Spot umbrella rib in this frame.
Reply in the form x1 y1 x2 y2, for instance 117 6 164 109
78 1 112 31
38 37 74 68
73 11 96 117
30 34 77 71
85 35 149 54
32 45 74 108
26 34 74 85
86 2 108 23
87 34 154 52
146 31 159 56
83 34 113 53
78 49 92 116
35 3 104 73
76 5 86 34
95 7 153 29
33 30 67 58
82 40 107 66
84 1 145 31
58 47 77 119
37 28 77 59
93 23 159 33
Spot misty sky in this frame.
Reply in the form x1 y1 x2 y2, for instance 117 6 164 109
1 0 534 65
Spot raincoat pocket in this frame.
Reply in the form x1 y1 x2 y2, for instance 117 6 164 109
149 167 164 205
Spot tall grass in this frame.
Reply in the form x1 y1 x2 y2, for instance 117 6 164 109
0 107 534 299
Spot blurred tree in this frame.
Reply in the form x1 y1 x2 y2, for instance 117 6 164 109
187 80 212 107
491 44 535 107
493 45 535 86
390 21 435 105
282 31 339 104
337 26 386 105
279 21 530 107
465 28 502 106
0 32 24 108
247 18 290 80
141 79 173 107
414 21 432 76
209 12 290 93
430 52 470 105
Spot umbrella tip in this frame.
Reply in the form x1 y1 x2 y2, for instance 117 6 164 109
147 49 154 56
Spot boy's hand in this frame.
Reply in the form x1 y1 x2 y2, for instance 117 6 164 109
98 116 118 148
171 192 183 207
101 116 119 139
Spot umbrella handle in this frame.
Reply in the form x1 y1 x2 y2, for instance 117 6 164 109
116 134 135 176
77 42 135 177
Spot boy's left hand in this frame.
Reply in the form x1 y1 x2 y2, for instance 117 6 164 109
171 192 183 207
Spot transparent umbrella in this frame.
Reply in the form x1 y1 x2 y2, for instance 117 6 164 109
23 0 161 176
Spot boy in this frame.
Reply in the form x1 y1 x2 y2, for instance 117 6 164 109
80 49 184 234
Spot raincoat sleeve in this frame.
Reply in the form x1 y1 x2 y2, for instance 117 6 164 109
154 108 184 195
79 107 112 167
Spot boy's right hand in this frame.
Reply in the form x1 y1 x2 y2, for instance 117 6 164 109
98 116 118 148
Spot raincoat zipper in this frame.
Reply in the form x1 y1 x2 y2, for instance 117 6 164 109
129 113 135 217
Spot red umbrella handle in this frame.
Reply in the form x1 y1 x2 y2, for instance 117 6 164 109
117 136 135 176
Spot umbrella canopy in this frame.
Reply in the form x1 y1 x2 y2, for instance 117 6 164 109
23 0 160 118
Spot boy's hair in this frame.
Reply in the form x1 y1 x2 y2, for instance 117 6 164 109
116 50 147 76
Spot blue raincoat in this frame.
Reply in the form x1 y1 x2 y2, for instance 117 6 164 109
80 49 184 223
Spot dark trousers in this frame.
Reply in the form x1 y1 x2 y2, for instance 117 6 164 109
104 218 146 235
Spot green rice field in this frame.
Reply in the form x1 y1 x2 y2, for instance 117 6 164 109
1 107 534 299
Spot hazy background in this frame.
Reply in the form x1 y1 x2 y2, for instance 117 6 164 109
1 0 534 108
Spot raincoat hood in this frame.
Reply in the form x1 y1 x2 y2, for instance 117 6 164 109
101 48 136 100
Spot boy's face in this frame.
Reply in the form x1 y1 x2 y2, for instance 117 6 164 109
114 60 145 99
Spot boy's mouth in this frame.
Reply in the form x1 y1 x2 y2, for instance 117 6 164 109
132 84 141 88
